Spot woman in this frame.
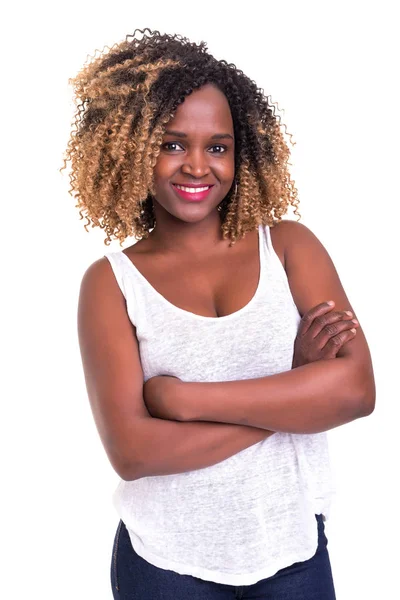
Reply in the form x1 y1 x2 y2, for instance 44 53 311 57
62 29 375 599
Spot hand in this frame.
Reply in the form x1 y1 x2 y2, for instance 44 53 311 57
143 375 183 420
292 301 359 369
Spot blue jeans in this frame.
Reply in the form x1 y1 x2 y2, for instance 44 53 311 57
110 514 336 599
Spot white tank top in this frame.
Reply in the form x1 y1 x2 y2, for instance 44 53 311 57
104 224 335 586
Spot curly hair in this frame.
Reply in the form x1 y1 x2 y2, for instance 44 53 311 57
60 28 301 247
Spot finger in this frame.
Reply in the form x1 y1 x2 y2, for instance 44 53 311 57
322 328 357 358
306 310 353 339
318 310 355 325
298 301 337 336
311 316 359 345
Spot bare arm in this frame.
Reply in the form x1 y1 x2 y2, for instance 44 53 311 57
126 418 273 480
167 357 373 434
77 258 274 483
146 222 376 434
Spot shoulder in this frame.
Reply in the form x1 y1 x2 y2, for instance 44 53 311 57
269 220 346 317
269 219 314 269
79 255 126 303
78 255 137 351
269 218 314 244
80 255 117 284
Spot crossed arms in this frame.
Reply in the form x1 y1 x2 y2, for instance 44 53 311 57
143 222 375 435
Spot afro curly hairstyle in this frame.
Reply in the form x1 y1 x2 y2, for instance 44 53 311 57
60 28 301 247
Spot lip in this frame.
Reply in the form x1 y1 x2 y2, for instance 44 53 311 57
171 183 215 202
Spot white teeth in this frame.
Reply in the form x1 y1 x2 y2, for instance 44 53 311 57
175 185 211 193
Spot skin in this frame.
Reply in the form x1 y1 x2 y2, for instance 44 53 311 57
77 80 374 481
122 83 264 320
149 82 236 255
131 83 374 435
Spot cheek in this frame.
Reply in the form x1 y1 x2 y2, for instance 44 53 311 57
153 156 180 184
217 159 235 182
152 157 168 181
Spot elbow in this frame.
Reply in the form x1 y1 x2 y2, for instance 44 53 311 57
335 355 376 421
110 444 146 482
119 461 144 482
112 417 152 481
109 454 142 482
357 393 376 418
354 379 376 418
117 449 146 481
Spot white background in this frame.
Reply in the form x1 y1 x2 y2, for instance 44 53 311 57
2 1 398 598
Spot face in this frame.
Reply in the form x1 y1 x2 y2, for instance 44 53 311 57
152 83 235 223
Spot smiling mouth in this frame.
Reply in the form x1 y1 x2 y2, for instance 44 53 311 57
173 184 214 193
171 183 215 202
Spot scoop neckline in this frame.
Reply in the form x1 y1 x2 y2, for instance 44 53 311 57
118 224 265 322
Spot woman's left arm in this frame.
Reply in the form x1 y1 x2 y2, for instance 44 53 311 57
147 221 376 434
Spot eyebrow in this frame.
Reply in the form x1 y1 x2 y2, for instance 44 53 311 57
164 129 234 141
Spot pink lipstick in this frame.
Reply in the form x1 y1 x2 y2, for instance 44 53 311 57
172 183 214 202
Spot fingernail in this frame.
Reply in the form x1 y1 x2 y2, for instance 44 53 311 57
327 301 334 306
345 311 353 316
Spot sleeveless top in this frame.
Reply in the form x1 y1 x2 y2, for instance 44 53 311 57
104 224 335 586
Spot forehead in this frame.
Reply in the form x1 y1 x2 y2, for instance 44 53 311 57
167 84 234 135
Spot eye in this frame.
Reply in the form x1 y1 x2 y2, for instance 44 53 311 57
162 142 184 152
209 145 227 154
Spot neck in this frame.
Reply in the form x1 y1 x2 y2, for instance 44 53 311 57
148 206 229 257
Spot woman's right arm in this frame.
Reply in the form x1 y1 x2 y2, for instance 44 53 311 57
77 258 273 482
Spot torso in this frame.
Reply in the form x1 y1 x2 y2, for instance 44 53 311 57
122 223 286 319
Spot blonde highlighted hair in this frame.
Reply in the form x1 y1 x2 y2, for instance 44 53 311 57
60 28 300 246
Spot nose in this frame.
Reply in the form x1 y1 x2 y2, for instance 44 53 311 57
181 148 211 178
